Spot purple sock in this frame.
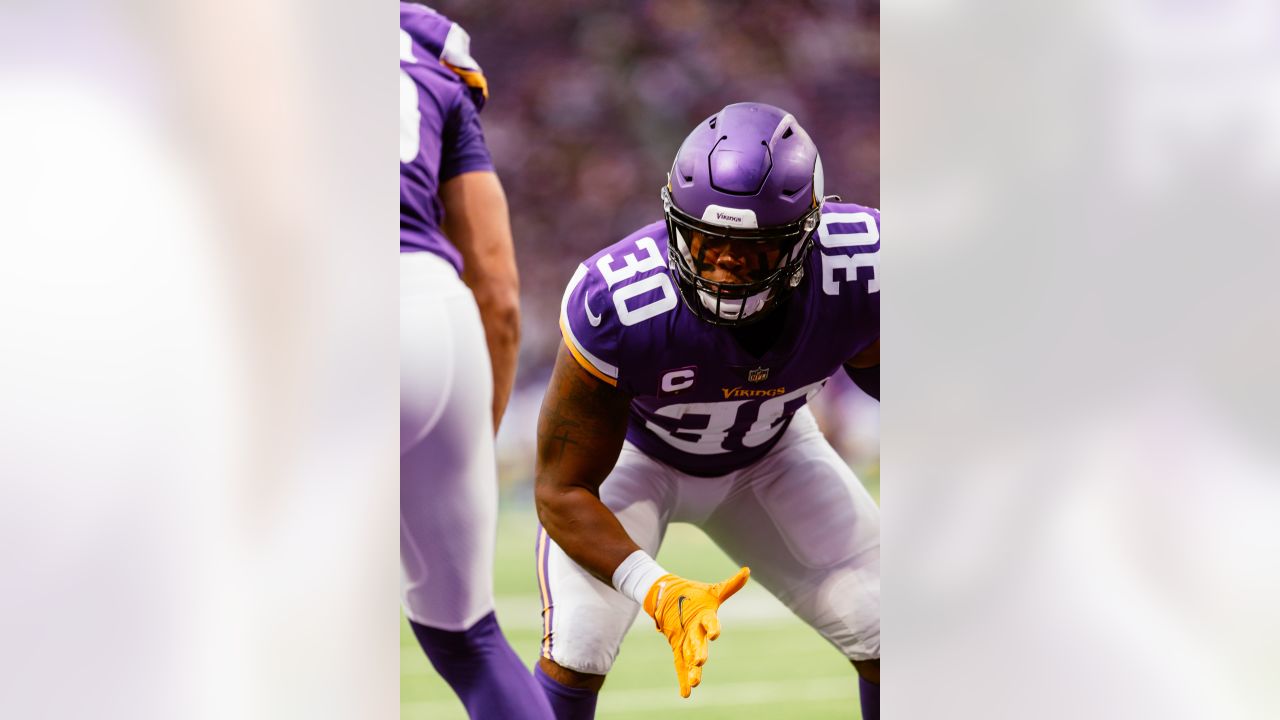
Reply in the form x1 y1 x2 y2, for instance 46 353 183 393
534 662 599 720
409 612 554 720
859 676 880 720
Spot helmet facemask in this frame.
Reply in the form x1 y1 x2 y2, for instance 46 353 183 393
663 186 819 327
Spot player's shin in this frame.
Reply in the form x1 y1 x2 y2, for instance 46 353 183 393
409 613 554 720
534 661 600 720
859 675 880 720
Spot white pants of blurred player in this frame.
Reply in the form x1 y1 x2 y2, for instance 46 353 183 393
536 407 880 674
400 250 497 631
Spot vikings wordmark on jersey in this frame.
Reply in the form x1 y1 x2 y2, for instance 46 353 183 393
559 202 879 477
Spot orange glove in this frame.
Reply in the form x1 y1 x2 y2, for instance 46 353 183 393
642 567 750 698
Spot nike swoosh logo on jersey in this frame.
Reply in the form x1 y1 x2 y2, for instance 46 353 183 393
584 294 602 326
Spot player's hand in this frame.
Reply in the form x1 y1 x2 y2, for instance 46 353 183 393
642 567 750 698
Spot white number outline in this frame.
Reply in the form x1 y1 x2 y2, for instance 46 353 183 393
614 273 678 326
818 211 879 295
740 381 827 447
644 380 827 455
645 401 746 455
596 237 666 288
592 237 680 327
822 252 879 295
400 30 422 163
818 211 879 248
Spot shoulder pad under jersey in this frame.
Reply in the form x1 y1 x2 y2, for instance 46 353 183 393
399 3 489 110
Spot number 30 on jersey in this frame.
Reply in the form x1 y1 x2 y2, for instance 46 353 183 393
818 211 879 295
595 237 678 326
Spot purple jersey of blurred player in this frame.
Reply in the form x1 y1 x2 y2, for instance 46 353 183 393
399 2 492 274
559 202 880 477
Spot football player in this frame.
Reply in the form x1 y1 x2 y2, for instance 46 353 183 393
400 4 553 718
532 102 880 719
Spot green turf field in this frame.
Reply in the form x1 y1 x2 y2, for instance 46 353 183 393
402 471 877 718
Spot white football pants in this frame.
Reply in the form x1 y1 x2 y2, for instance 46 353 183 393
400 251 497 631
536 407 881 674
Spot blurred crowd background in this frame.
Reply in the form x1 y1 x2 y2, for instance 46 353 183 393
9 0 1278 717
432 0 883 490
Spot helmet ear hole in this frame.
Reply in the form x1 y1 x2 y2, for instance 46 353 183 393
675 152 696 184
781 126 794 139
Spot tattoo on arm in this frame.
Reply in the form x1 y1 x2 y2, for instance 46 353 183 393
541 408 582 468
536 345 629 477
535 344 637 581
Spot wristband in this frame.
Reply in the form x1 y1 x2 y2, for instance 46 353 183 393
611 550 669 606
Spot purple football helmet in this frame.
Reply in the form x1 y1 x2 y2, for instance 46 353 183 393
663 102 824 326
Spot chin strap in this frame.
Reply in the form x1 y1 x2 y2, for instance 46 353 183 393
844 364 879 401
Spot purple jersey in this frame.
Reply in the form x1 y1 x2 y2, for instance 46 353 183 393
400 3 493 274
560 202 880 476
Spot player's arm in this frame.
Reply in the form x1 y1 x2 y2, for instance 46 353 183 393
534 342 638 582
845 338 879 400
535 343 749 698
440 170 519 433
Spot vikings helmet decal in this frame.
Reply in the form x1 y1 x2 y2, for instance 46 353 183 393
664 102 824 326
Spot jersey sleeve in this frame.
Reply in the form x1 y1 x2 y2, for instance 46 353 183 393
813 204 880 356
559 262 624 388
438 20 489 111
439 93 493 182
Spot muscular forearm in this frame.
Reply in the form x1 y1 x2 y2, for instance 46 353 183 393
534 343 637 585
535 482 640 585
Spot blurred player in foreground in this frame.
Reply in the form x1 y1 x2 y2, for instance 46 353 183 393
532 102 880 718
400 4 553 718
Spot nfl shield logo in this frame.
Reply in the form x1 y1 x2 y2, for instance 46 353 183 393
747 367 770 383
